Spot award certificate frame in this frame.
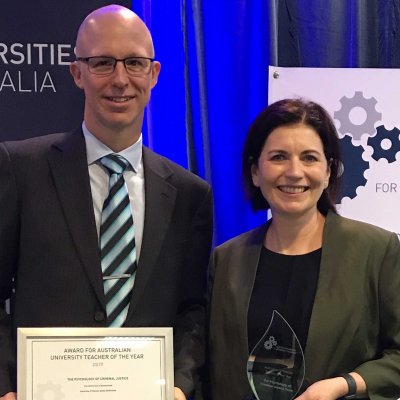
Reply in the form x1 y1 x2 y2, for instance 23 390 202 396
18 327 174 400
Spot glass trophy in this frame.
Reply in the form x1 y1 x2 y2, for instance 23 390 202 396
247 310 305 400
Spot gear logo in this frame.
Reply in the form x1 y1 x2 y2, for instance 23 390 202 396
35 381 65 400
367 125 400 163
334 91 382 141
335 93 400 203
264 335 277 350
338 136 369 201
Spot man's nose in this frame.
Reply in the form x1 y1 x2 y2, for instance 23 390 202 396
111 61 129 86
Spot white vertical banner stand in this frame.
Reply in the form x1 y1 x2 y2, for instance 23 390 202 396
269 66 400 235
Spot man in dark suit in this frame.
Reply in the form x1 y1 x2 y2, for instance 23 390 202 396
0 5 213 400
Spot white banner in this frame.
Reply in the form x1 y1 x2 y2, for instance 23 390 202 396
268 66 400 234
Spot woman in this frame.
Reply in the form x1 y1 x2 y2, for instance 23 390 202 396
207 99 400 400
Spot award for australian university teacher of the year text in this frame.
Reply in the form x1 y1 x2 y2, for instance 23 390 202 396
17 327 174 400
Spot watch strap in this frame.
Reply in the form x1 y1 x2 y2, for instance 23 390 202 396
339 373 357 399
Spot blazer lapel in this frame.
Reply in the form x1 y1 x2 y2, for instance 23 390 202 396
47 129 105 307
211 225 267 397
235 226 267 353
227 225 268 373
304 212 362 383
127 147 177 314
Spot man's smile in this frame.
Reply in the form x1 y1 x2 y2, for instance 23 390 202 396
104 96 134 102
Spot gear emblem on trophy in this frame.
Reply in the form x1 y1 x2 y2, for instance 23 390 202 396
367 125 400 163
334 91 382 141
35 381 65 400
264 335 277 350
338 135 369 201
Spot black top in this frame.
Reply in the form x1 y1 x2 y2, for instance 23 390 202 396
248 246 321 352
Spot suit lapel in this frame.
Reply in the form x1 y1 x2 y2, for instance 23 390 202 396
47 129 105 307
127 147 177 315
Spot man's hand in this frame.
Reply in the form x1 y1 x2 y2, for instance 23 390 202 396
1 387 187 400
174 387 186 400
0 392 17 400
1 389 184 400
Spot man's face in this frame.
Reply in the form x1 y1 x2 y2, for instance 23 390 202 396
70 12 160 142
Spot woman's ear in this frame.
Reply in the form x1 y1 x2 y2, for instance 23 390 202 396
251 163 260 187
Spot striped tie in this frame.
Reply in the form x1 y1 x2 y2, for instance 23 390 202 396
99 154 137 327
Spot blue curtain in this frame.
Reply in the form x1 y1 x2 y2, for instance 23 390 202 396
132 0 400 245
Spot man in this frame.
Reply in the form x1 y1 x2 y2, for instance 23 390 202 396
0 5 213 400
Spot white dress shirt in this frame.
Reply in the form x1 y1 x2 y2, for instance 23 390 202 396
82 122 145 260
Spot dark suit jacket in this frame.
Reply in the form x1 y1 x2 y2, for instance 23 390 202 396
0 128 213 397
207 212 400 400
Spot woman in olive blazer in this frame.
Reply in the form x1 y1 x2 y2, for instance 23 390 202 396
208 211 400 400
206 99 400 400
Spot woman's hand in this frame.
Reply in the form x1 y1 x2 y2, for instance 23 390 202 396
295 377 348 400
295 372 367 400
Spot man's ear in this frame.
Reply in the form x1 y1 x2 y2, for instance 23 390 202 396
70 62 84 89
150 61 161 89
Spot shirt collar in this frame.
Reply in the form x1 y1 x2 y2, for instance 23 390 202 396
82 122 142 172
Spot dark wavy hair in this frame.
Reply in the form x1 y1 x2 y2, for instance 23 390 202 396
242 98 342 215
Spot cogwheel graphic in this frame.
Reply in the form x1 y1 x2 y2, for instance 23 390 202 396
334 91 382 141
367 125 400 163
338 136 369 201
35 381 65 400
264 336 277 350
264 341 273 350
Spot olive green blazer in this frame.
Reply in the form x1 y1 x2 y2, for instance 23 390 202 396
208 212 400 400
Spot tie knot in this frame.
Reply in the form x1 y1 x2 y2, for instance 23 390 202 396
100 154 129 175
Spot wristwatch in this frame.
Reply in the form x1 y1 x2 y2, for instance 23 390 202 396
339 373 357 399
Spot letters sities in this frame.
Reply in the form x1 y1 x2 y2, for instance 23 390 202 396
0 42 75 93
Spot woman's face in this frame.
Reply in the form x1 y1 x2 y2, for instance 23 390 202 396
251 123 330 218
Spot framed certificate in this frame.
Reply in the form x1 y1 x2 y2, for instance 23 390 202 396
18 327 174 400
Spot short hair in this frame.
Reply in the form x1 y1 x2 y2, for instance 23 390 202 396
242 98 342 214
